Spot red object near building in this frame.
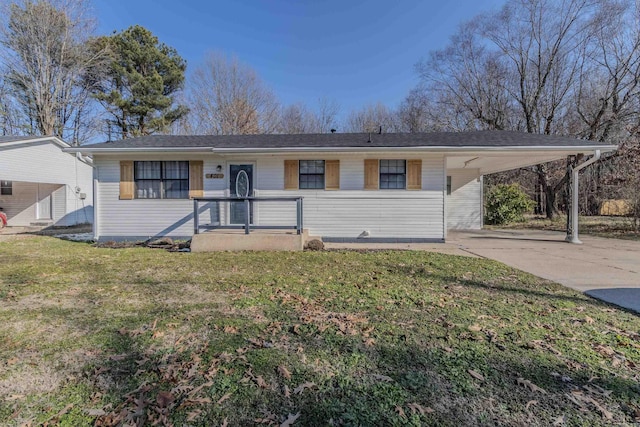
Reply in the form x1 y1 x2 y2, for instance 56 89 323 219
0 208 7 228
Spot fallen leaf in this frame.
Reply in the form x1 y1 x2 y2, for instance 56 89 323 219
221 417 229 427
583 384 612 397
363 338 376 347
525 400 538 410
223 325 238 334
256 376 268 388
187 410 202 421
217 392 232 405
552 414 565 425
280 412 300 427
468 324 482 332
293 382 315 395
85 408 106 416
156 391 175 408
468 369 485 381
407 402 433 415
584 316 594 324
395 405 407 418
517 378 547 394
284 385 291 398
277 365 292 379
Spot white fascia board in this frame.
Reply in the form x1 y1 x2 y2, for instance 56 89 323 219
1 135 70 149
64 144 618 155
211 145 617 154
63 147 215 154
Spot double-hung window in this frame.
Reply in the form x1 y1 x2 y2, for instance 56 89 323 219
0 180 12 195
299 160 325 189
134 161 189 199
379 160 406 189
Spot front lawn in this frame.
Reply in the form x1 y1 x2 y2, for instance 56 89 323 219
0 237 639 426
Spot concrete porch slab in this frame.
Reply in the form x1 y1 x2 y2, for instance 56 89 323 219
191 229 314 252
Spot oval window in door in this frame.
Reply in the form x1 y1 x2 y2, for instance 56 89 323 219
236 170 249 197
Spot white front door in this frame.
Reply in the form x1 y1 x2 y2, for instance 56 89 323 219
37 186 52 220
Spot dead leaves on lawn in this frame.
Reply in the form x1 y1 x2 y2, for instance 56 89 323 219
468 369 485 382
271 288 372 340
517 377 547 394
279 412 300 427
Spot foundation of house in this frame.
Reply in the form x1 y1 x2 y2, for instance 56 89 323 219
190 229 318 252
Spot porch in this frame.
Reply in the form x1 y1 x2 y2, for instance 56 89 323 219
191 196 317 251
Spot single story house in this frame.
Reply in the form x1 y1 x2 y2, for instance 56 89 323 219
0 136 94 227
66 131 616 243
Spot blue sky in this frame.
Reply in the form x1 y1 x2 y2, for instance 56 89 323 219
93 0 504 118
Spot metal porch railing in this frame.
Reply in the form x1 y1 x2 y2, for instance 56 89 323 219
193 197 304 235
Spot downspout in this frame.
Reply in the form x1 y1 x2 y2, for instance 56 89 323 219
566 150 601 244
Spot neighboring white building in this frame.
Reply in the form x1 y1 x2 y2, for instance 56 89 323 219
0 136 94 227
67 131 616 242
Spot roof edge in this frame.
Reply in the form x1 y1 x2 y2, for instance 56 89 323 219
65 144 618 155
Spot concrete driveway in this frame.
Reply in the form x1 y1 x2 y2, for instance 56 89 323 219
448 229 640 313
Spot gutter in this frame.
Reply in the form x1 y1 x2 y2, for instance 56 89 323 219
566 150 601 244
63 147 216 154
63 144 618 155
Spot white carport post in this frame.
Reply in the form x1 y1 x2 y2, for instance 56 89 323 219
566 150 601 244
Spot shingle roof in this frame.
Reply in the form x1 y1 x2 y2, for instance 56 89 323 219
81 131 613 150
0 135 43 144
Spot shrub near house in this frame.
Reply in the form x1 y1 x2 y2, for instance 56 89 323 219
485 184 534 225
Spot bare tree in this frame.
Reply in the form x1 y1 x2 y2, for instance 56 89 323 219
415 0 630 219
0 77 22 135
278 103 316 134
186 52 280 135
0 0 102 144
344 102 398 133
396 88 436 133
278 98 340 134
314 97 340 133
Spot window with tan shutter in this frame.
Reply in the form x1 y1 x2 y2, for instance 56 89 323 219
325 160 340 190
299 160 325 189
379 160 406 189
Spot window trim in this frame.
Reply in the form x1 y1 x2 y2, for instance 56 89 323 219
379 159 407 190
298 160 325 190
133 161 190 199
0 180 12 196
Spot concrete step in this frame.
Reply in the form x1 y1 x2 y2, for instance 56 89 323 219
191 229 319 252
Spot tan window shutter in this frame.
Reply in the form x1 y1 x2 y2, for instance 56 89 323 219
364 159 379 190
406 159 422 190
189 161 204 198
325 160 340 190
119 161 134 200
284 160 299 190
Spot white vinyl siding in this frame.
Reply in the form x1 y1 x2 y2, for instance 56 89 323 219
0 140 93 226
253 155 444 240
94 153 446 241
95 157 225 239
446 168 482 230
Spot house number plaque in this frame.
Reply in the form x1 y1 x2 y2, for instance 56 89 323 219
206 173 224 179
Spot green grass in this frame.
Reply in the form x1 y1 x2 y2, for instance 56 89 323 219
1 236 639 426
492 215 640 241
